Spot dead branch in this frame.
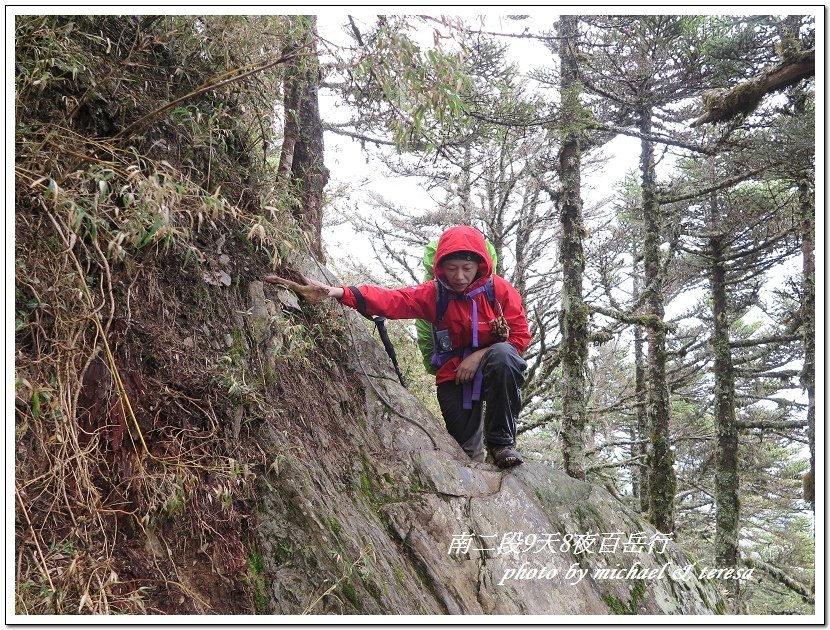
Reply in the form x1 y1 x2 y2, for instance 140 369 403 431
691 49 815 127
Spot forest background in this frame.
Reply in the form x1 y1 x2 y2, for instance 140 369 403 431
10 8 821 616
314 10 822 615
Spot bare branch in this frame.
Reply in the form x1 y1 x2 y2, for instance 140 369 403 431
744 557 814 605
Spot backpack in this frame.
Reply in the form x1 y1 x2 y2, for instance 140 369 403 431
416 238 499 375
350 238 499 386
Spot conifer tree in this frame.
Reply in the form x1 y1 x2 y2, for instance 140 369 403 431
557 15 589 480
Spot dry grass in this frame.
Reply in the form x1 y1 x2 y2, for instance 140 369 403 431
13 15 308 614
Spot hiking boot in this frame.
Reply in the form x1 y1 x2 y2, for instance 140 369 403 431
489 444 524 469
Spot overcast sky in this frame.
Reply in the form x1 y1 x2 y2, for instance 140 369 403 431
316 13 645 276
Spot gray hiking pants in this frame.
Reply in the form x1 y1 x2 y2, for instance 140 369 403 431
436 342 527 462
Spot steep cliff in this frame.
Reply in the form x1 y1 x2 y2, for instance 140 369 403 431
244 257 725 616
14 204 726 616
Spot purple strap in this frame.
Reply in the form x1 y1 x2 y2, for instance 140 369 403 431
471 297 479 347
462 285 488 409
463 353 485 409
465 284 488 347
431 283 491 409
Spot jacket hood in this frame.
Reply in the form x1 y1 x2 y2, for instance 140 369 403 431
434 226 493 283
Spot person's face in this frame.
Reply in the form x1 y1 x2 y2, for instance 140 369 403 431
441 260 478 292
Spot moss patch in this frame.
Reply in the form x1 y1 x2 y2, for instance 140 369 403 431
247 550 269 614
328 516 343 536
602 593 629 615
601 580 647 615
341 581 362 611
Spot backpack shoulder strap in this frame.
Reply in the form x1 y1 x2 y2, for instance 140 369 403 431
434 279 450 324
485 276 505 318
484 276 496 304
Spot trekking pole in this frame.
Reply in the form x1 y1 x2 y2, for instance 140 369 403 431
370 315 407 388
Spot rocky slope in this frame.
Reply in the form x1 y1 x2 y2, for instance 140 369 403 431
246 258 725 616
14 213 725 616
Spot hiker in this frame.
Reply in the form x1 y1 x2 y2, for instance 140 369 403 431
271 226 531 468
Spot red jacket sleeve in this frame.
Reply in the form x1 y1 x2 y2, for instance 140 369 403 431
494 276 532 354
337 282 437 321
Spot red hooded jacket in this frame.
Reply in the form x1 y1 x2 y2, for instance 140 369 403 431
338 226 532 385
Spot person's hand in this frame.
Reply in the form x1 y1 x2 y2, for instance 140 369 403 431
303 277 341 299
455 349 488 384
262 273 336 303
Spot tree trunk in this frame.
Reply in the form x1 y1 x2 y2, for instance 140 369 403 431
640 107 676 533
709 190 741 609
557 15 588 480
277 15 329 262
632 253 650 514
798 175 815 509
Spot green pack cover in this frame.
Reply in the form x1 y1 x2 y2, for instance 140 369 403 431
416 238 498 374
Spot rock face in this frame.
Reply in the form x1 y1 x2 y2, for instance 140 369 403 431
250 262 724 616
